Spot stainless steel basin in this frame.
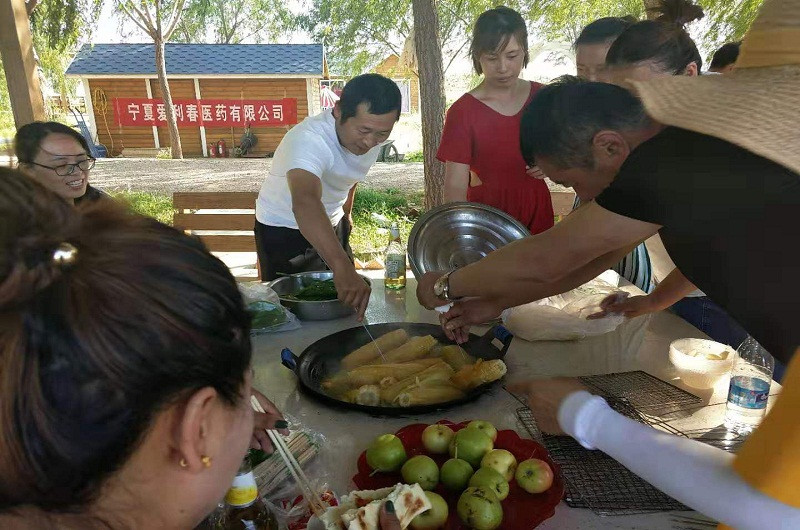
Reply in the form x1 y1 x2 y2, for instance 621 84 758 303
407 202 529 277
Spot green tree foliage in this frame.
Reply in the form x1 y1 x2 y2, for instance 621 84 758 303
700 0 763 53
528 0 764 54
296 0 527 77
28 0 103 52
527 0 644 45
172 0 294 43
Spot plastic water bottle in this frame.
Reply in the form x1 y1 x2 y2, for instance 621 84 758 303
724 336 774 435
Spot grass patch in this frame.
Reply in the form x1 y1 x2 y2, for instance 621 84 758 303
112 187 423 256
403 150 424 162
351 187 422 256
113 191 174 225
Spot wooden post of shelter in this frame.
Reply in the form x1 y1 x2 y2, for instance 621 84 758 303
0 0 46 128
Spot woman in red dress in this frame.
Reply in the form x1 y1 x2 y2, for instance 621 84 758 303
437 6 554 234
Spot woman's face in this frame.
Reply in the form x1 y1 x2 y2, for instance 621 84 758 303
576 42 613 81
479 36 526 87
23 133 91 202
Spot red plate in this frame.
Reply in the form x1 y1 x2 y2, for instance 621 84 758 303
352 420 565 529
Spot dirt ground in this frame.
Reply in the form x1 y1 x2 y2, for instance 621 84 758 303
89 157 426 194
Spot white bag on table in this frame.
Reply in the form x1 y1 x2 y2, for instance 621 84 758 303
501 277 627 341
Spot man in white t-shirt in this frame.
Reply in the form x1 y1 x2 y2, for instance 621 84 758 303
255 74 402 320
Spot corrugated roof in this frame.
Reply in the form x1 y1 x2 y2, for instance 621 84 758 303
66 43 323 76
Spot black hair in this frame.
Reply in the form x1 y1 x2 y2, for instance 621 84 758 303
0 168 252 511
14 121 92 164
709 42 741 70
337 73 402 123
606 0 704 74
470 6 529 74
574 16 637 48
520 75 651 168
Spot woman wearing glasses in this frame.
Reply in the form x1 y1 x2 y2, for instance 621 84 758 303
14 121 105 205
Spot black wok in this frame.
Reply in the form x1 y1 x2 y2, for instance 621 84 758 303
281 322 513 416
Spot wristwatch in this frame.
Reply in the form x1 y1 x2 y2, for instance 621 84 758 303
433 270 462 302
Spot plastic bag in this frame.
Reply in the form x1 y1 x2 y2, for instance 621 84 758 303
238 282 301 334
501 277 628 341
259 416 336 530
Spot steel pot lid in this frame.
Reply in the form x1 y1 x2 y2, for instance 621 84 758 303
407 202 529 277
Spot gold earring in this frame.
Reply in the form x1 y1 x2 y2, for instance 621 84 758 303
179 458 188 468
201 455 212 468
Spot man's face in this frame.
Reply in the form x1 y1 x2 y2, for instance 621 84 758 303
535 132 630 201
333 102 397 155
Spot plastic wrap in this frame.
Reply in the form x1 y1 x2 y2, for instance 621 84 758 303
502 278 628 342
238 282 301 334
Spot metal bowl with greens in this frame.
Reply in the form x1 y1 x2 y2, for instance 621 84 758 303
268 271 371 321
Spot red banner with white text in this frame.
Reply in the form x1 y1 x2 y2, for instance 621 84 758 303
113 97 298 127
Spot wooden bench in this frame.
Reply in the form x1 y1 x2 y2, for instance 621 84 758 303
121 147 163 158
173 192 260 280
172 188 577 280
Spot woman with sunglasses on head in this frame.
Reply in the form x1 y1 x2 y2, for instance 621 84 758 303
14 121 106 205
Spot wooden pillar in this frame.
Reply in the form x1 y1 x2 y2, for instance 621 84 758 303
0 0 45 127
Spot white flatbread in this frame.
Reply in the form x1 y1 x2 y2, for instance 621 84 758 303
319 484 431 530
344 484 431 530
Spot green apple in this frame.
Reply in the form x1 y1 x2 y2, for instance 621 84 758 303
467 420 498 442
401 455 439 491
410 491 449 530
366 434 407 472
440 458 474 492
421 424 455 454
449 428 494 468
515 458 554 494
469 467 509 501
480 449 517 482
456 487 503 530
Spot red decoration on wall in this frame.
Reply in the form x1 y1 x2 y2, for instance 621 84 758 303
113 97 298 127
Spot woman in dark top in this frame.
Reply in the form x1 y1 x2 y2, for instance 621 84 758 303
14 121 105 205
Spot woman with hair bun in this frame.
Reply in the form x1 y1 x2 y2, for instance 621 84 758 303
0 167 284 528
606 0 705 81
596 0 751 356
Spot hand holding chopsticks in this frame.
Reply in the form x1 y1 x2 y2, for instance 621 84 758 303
250 395 327 517
250 389 288 452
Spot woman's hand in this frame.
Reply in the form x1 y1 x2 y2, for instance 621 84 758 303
509 378 589 435
587 293 654 320
250 389 289 452
526 165 546 179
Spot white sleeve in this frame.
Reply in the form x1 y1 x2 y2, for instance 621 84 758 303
277 131 332 179
557 391 800 530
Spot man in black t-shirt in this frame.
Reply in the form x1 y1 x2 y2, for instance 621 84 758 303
416 77 800 366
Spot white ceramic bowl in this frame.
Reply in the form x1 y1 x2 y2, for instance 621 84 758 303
669 338 735 389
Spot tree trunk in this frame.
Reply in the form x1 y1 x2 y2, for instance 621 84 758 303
412 0 446 210
155 38 183 159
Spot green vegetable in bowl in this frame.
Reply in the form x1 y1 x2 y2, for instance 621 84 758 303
283 279 339 301
248 301 287 329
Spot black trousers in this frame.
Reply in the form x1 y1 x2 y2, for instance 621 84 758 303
254 219 353 281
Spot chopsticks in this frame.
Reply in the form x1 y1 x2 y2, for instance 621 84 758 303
249 395 327 517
